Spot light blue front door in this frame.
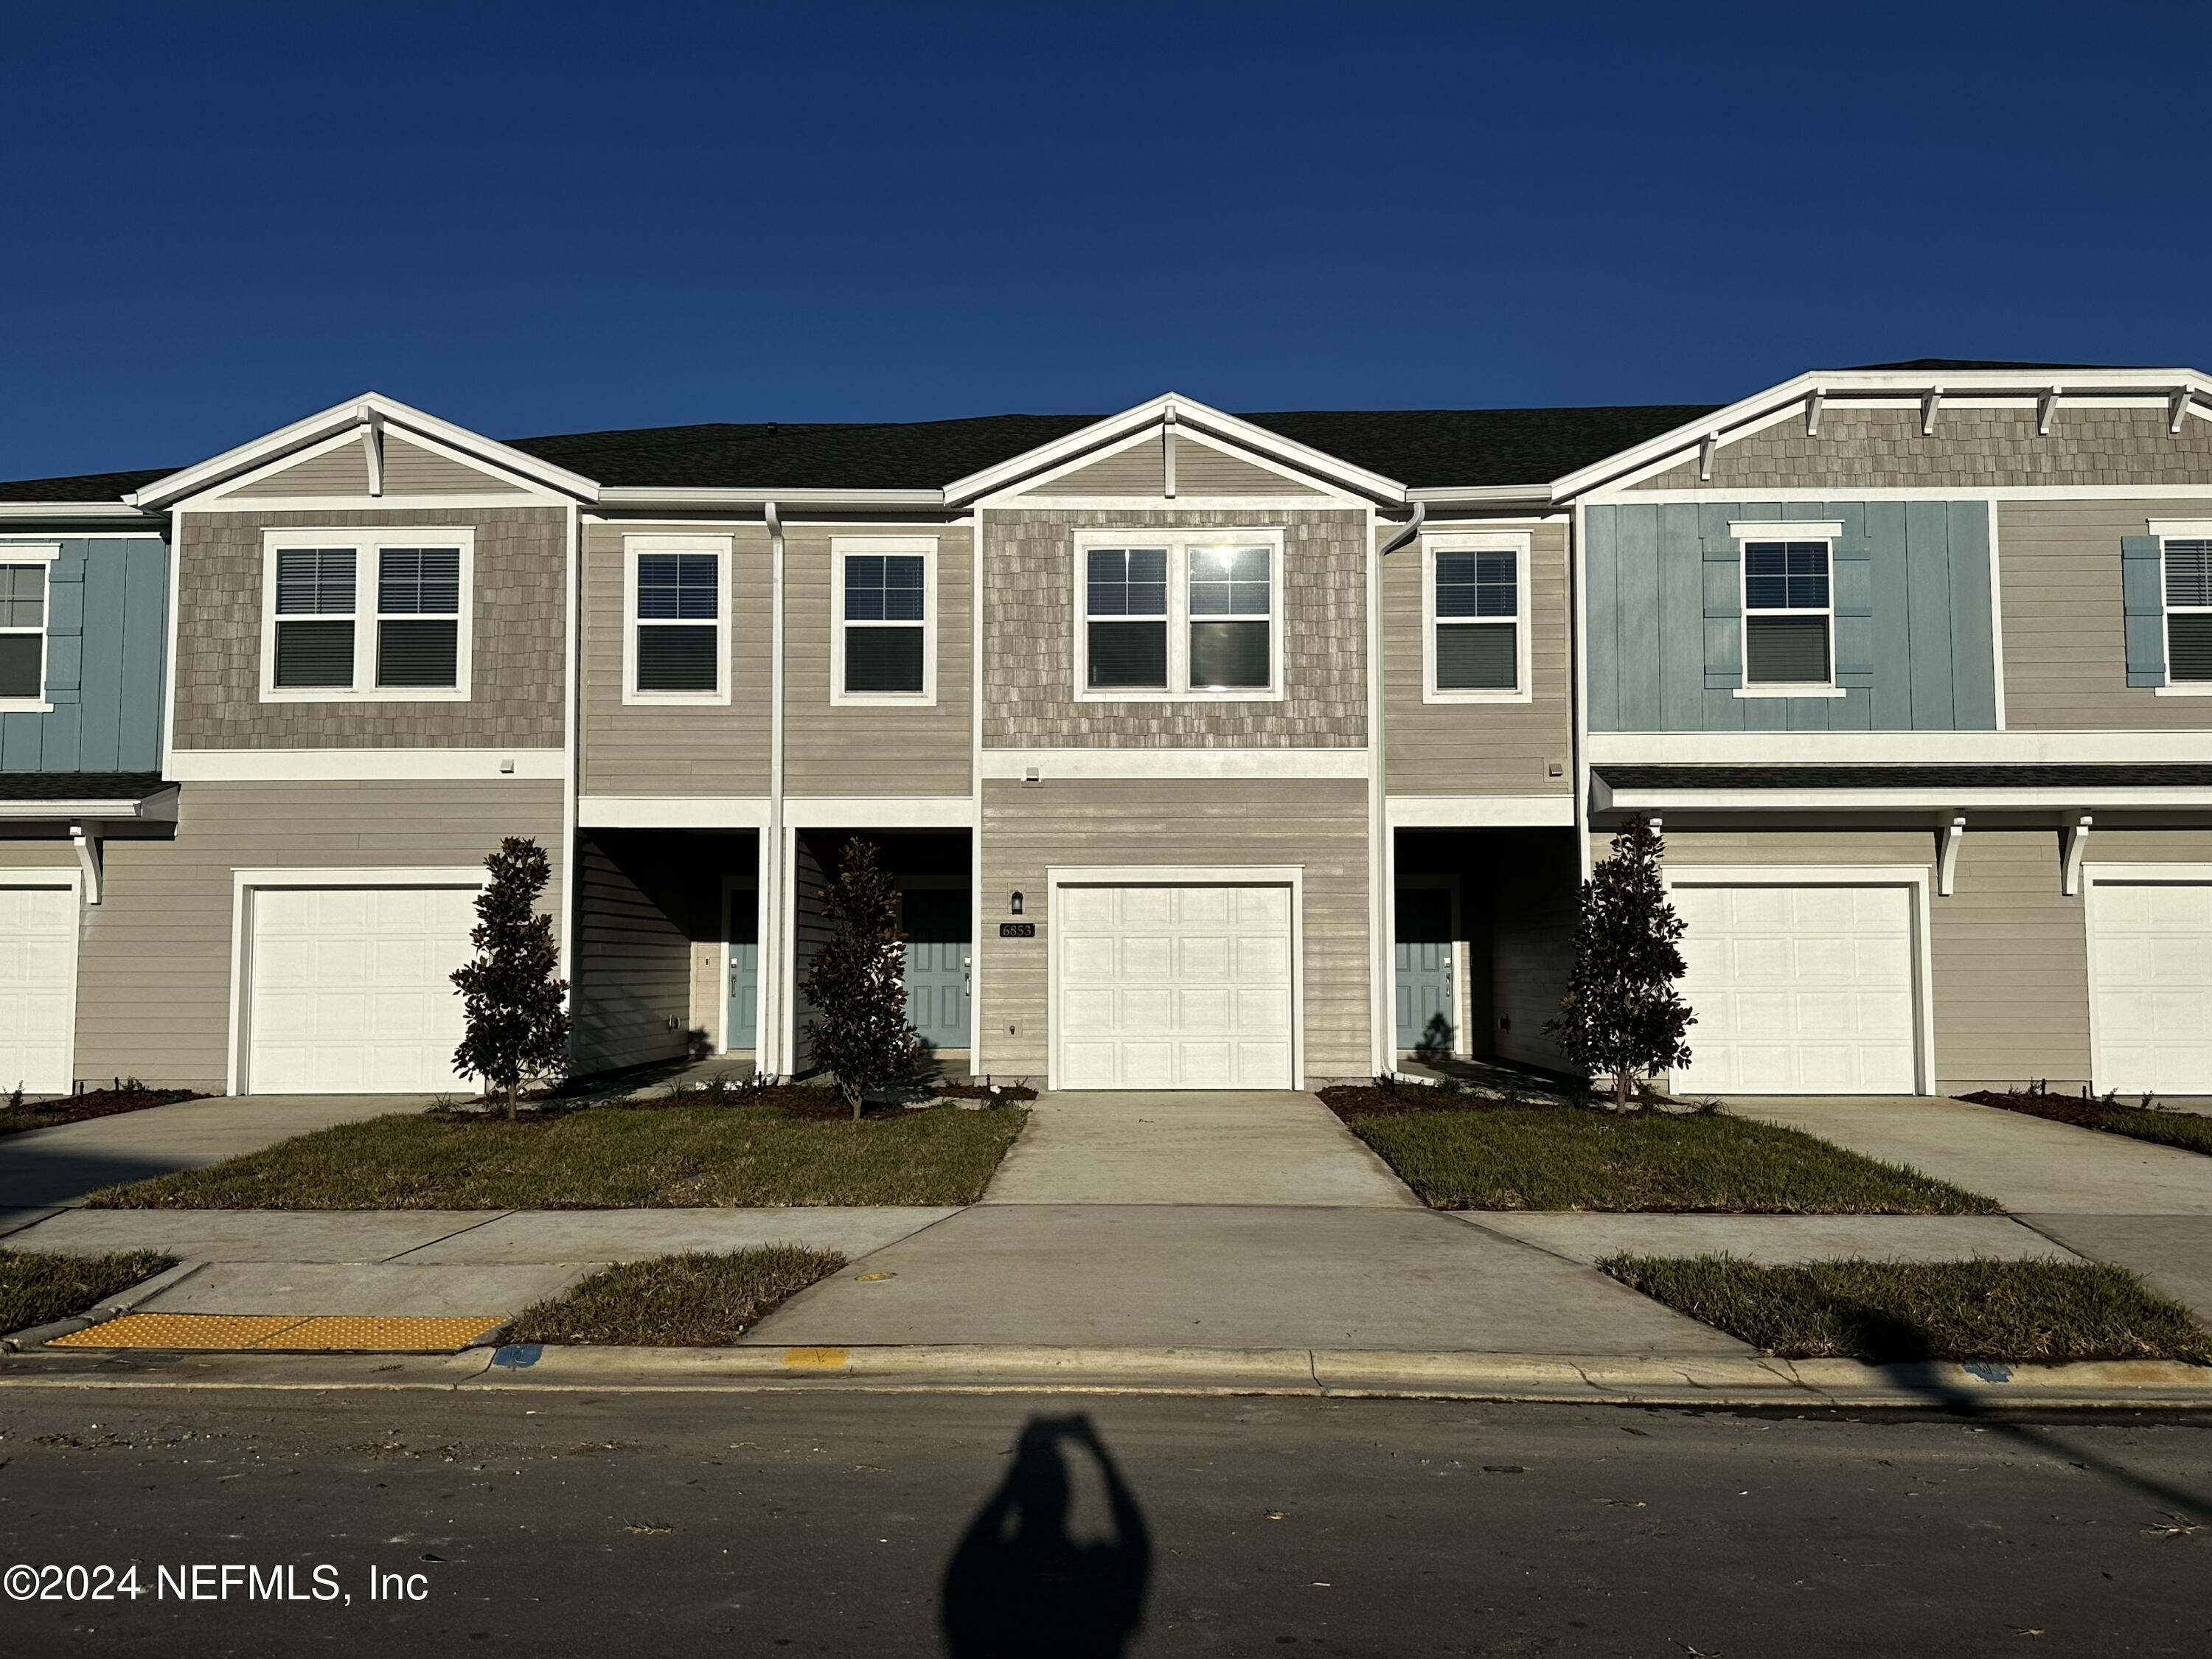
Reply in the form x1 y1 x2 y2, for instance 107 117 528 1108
726 889 759 1050
902 888 971 1050
1394 887 1455 1056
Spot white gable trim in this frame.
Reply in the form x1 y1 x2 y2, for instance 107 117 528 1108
126 392 599 509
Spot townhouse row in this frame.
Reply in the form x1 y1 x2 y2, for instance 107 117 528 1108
1 360 2207 1102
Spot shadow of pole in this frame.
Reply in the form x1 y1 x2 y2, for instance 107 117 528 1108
940 1412 1151 1659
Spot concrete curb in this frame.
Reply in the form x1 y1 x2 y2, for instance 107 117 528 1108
2 1339 2208 1408
0 1261 204 1354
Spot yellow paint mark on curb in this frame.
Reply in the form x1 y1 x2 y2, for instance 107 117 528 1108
48 1312 504 1353
854 1272 895 1282
782 1346 851 1368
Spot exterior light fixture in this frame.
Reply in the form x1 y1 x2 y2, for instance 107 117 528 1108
1010 891 1024 917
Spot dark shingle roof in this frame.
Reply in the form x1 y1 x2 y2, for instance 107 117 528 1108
0 401 1725 502
0 771 170 802
1599 764 2212 790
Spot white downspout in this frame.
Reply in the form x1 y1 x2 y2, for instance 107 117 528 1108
1371 501 1425 1076
764 501 787 1077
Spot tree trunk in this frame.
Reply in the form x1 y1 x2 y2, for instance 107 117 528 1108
1614 1068 1631 1111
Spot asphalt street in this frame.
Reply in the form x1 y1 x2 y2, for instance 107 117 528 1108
1 1388 2209 1657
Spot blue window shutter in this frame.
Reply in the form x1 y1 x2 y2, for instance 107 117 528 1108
1702 527 1741 688
2121 535 2166 686
1832 538 1874 686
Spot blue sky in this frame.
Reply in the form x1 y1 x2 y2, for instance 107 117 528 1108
7 1 2208 481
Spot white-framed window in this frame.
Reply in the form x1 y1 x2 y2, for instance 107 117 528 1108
2161 536 2212 684
623 533 731 704
1072 528 1285 700
1731 520 1843 696
1422 531 1531 703
832 535 936 705
0 543 58 711
260 528 474 701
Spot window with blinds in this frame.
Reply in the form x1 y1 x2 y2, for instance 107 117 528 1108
635 552 721 693
272 547 358 688
1433 548 1518 691
2165 538 2212 683
1742 540 1834 686
841 551 927 695
376 546 462 689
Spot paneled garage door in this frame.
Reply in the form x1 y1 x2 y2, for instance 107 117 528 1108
1055 883 1294 1089
1672 882 1919 1094
2089 877 2212 1095
0 883 76 1096
247 886 479 1093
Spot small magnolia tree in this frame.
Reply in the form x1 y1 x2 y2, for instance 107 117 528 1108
451 837 570 1119
1544 815 1694 1109
801 838 928 1119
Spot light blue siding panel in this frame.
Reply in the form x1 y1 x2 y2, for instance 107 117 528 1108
1702 686 1745 727
1585 507 1621 731
1946 503 1997 728
2121 535 2166 686
118 543 167 768
44 636 83 700
1739 692 1787 730
1834 686 1874 728
1617 507 1661 727
1786 693 1834 730
1703 613 1743 686
1865 503 1913 728
1905 501 1955 728
77 545 125 770
1658 505 1703 728
0 711 41 771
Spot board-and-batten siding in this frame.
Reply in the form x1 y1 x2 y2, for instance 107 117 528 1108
61 780 562 1091
1584 501 1997 732
1632 406 2212 491
782 525 973 797
1382 521 1571 796
579 521 773 796
0 537 167 773
173 507 566 751
2000 498 2212 730
569 833 692 1074
978 779 1371 1081
981 508 1368 748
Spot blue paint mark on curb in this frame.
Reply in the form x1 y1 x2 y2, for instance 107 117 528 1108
491 1343 543 1368
1963 1361 2014 1383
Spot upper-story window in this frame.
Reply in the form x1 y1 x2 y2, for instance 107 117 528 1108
1423 531 1530 703
1074 529 1283 700
2163 538 2212 684
624 534 731 703
261 529 473 701
833 536 936 704
0 545 55 709
1725 520 1844 696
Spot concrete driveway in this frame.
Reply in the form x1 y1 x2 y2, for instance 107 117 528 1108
0 1093 434 1219
1730 1094 2212 1322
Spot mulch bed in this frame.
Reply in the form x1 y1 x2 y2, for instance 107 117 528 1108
0 1087 205 1138
1319 1079 1579 1119
1959 1089 2212 1157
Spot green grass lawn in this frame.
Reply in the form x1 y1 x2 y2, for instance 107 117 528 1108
1961 1090 2212 1157
505 1247 846 1346
83 1102 1026 1210
1343 1103 1998 1214
1604 1253 2212 1364
0 1249 174 1334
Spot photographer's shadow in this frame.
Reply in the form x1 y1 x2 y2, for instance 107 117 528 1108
940 1413 1151 1658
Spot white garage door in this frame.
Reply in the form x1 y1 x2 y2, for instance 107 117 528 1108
247 886 479 1093
2090 878 2212 1095
1672 883 1918 1094
1056 883 1294 1089
0 884 76 1096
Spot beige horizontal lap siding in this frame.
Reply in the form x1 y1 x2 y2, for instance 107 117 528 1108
983 507 1368 748
1022 437 1165 495
379 436 529 495
978 779 1371 1082
173 507 567 751
1173 439 1326 495
570 834 691 1075
579 520 773 796
782 525 973 796
227 439 372 497
1632 406 2212 490
68 779 563 1093
2000 498 2212 731
1383 519 1571 796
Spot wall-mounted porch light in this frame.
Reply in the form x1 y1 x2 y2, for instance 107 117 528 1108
1009 891 1024 917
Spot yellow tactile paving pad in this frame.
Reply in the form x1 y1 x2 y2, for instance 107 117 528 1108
48 1312 504 1352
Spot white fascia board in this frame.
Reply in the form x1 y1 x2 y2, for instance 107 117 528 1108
594 487 946 512
127 392 599 509
0 501 161 522
981 748 1370 781
166 748 566 782
1598 785 2212 811
579 796 772 830
782 796 976 829
1548 366 2212 501
1589 731 2212 764
944 392 1407 506
0 787 178 821
1387 794 1576 827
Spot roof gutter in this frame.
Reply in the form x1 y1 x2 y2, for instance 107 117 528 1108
1377 500 1427 557
594 486 946 512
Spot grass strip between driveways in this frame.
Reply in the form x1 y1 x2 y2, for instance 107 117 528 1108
1603 1253 2212 1364
82 1104 1026 1210
1343 1105 1999 1214
1961 1090 2212 1157
505 1247 846 1346
0 1249 175 1335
